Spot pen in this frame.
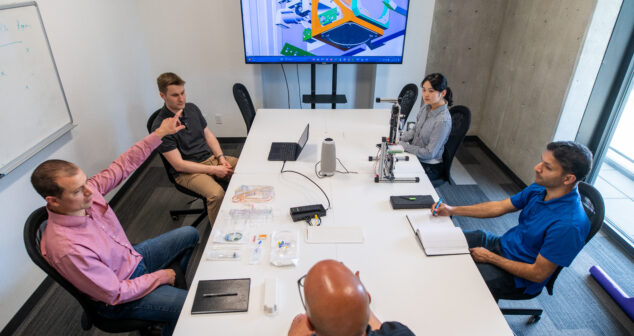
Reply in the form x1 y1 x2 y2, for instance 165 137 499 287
433 198 443 216
203 292 238 298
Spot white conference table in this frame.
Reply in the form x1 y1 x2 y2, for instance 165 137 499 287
174 109 512 335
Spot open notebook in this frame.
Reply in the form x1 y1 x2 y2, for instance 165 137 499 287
406 214 469 256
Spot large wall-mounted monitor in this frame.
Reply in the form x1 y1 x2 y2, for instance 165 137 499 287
240 0 410 64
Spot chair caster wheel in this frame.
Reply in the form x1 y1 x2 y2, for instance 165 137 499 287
527 315 541 324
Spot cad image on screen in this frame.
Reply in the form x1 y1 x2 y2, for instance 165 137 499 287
240 0 410 64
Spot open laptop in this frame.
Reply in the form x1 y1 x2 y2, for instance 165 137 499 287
267 123 309 161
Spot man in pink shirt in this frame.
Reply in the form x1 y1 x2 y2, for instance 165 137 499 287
31 112 195 336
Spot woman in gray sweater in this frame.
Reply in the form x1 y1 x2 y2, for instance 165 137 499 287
400 73 453 180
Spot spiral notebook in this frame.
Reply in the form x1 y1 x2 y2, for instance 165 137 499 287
191 278 251 314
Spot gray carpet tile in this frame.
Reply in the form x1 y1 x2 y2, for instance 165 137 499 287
436 184 489 206
14 287 127 336
500 182 523 196
455 144 479 164
12 140 634 336
436 184 518 238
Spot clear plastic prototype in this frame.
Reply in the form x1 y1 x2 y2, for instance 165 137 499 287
232 185 275 203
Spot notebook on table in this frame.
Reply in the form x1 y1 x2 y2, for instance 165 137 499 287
268 123 309 161
191 278 251 314
406 214 469 256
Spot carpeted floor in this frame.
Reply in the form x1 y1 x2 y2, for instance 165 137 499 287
9 140 634 336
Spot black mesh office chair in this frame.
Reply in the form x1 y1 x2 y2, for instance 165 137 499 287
23 207 158 333
232 83 256 134
430 105 471 187
498 182 605 323
398 83 419 121
147 111 210 228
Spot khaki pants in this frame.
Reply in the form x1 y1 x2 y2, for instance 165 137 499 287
174 155 238 227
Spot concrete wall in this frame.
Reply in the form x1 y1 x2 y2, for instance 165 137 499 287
483 0 596 184
426 0 508 135
428 0 597 184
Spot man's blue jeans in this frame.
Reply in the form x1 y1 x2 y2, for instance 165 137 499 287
95 226 199 336
463 229 525 300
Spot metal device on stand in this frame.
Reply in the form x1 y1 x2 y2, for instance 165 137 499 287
370 97 419 183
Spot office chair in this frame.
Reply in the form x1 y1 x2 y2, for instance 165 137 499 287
23 207 158 333
398 83 419 122
498 181 605 323
232 83 256 134
147 110 211 228
430 105 471 187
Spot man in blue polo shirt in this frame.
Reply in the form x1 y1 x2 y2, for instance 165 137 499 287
433 141 593 299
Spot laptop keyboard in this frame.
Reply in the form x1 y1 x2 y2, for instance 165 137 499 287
277 143 296 159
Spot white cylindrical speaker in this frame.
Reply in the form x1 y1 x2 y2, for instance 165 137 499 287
320 138 336 176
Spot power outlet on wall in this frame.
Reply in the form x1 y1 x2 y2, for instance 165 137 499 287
214 114 223 124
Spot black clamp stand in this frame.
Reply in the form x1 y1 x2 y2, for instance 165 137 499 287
302 64 347 109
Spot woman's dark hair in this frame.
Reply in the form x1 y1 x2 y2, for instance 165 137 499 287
421 73 453 106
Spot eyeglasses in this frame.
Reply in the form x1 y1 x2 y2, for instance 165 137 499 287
297 274 307 310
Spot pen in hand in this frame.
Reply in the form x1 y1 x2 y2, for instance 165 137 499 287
432 198 443 216
203 292 238 298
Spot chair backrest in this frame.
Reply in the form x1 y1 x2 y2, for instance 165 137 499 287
543 181 604 295
23 207 151 332
398 83 419 121
147 110 180 185
233 83 256 134
440 105 472 182
147 110 228 195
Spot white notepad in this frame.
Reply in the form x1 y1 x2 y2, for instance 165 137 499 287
305 227 364 244
406 214 469 256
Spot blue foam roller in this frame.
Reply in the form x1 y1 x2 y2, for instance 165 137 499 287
589 265 634 320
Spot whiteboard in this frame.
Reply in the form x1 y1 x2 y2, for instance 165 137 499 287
0 2 74 178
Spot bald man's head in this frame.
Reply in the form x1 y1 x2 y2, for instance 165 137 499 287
304 260 370 336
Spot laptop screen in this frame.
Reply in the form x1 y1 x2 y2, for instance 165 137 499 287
298 124 309 150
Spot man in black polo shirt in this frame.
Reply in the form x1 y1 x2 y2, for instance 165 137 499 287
151 72 238 227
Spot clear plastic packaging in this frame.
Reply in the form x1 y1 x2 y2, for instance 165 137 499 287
206 246 241 261
249 239 265 265
229 205 273 225
270 230 299 267
212 228 249 245
232 185 275 203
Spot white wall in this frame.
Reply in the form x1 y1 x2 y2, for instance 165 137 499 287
0 0 157 328
374 0 435 120
0 0 434 329
135 1 263 137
